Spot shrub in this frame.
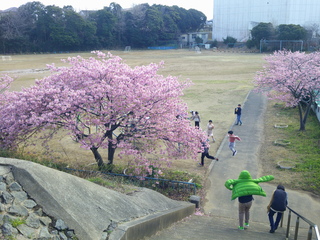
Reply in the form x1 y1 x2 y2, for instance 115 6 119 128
223 36 237 47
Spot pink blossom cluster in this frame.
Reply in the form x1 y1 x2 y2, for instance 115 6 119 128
0 51 207 172
254 50 320 107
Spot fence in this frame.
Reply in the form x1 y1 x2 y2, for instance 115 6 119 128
64 168 197 195
259 40 303 53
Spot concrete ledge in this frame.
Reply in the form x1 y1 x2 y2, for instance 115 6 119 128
110 204 195 240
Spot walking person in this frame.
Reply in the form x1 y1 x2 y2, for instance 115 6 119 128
191 111 201 128
206 120 215 142
227 130 241 156
199 140 218 166
234 104 242 125
267 185 288 233
225 170 274 230
238 195 254 230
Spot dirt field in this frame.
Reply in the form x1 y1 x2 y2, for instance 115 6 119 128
0 49 266 177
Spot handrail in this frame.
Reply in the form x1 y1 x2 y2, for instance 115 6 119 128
284 205 319 240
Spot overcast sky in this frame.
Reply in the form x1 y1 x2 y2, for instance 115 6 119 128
0 0 214 19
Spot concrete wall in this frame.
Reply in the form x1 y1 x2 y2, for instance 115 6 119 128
110 204 195 240
0 158 196 240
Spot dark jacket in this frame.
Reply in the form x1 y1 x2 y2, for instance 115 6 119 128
238 195 253 203
270 185 288 212
235 107 242 116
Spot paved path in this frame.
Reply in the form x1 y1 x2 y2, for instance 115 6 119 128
149 90 320 240
205 90 269 223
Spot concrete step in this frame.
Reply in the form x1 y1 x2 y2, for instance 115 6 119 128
147 214 315 240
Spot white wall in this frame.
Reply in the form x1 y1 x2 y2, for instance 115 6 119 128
212 0 320 42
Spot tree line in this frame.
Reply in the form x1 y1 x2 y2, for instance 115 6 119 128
0 1 207 54
247 22 310 51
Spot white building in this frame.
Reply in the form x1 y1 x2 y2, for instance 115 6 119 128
212 0 320 42
179 32 210 47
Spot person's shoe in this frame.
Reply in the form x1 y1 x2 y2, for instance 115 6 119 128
198 163 203 166
269 229 275 233
244 223 249 228
215 158 219 161
233 150 237 156
238 226 244 230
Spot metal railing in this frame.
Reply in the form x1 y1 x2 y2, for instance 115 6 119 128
282 206 319 240
64 168 197 195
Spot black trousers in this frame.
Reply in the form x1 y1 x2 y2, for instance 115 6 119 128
201 152 215 165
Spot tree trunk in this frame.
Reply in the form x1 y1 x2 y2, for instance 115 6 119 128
107 131 116 165
297 103 306 131
298 98 314 131
108 144 116 165
302 99 313 126
90 147 105 170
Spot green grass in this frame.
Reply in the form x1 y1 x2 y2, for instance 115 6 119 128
9 217 26 227
271 104 320 194
84 166 202 200
160 169 203 188
0 149 68 171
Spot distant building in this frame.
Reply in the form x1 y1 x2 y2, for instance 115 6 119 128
212 0 320 42
179 32 210 48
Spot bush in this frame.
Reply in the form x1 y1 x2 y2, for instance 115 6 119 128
207 39 218 48
246 39 255 49
223 36 237 48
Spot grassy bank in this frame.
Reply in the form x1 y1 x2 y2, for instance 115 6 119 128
261 101 320 196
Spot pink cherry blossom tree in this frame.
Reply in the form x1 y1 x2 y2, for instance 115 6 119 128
254 50 320 131
0 75 13 94
0 52 207 171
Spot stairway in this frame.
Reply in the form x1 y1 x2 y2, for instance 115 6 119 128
148 214 315 240
148 214 286 240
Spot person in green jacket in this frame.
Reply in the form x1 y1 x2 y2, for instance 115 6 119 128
225 170 274 230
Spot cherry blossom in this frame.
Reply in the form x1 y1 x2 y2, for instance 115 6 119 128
0 52 207 171
254 50 320 131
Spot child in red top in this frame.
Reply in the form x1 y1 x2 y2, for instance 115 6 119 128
227 130 241 156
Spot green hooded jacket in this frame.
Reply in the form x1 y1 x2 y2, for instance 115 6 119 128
225 170 274 200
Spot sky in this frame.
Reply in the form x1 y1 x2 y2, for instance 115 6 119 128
0 0 214 20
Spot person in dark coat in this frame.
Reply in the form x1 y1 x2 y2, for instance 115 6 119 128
234 104 242 125
199 140 218 166
267 185 288 233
